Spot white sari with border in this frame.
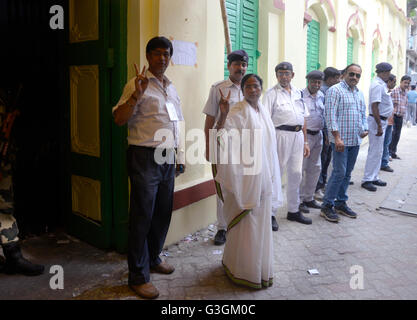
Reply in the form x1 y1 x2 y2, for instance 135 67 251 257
215 99 282 289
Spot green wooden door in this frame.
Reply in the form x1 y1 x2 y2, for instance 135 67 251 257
224 0 259 78
307 19 320 73
347 37 354 65
66 0 127 250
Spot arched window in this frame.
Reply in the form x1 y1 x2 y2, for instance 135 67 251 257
346 10 365 67
371 25 383 80
304 0 336 72
371 40 380 80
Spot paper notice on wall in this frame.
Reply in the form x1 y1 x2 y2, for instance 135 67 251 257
172 40 197 66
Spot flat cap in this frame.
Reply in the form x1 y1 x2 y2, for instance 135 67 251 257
275 62 293 72
376 62 392 73
306 70 324 80
227 50 249 63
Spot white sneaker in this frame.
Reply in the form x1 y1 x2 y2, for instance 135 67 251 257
407 121 411 128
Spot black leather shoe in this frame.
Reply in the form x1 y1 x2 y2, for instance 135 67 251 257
214 229 226 246
372 179 387 186
287 211 312 225
271 216 279 231
361 181 377 192
380 166 394 172
391 154 401 160
349 181 354 185
304 200 322 209
2 242 44 276
299 203 310 213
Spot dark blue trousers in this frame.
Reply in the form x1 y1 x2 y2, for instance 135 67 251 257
316 130 332 191
389 114 403 157
127 146 175 285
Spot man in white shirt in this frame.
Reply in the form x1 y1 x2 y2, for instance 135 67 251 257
361 62 393 192
300 70 325 213
113 37 184 300
203 50 249 243
263 62 312 225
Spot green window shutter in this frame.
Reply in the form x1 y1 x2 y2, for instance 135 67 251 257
224 0 241 78
241 0 258 74
224 0 258 78
371 49 376 80
347 37 354 65
306 19 320 73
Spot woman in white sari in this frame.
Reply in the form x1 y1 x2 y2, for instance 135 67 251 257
215 74 283 289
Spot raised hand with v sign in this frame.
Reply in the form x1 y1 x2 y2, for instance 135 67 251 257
133 63 149 100
219 89 231 117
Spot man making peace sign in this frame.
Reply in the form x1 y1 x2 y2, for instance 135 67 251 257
113 36 184 299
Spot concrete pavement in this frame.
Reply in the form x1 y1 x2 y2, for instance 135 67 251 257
1 125 417 300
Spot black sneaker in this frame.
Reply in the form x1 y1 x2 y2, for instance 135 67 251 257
372 179 387 186
271 216 279 231
214 229 226 245
334 203 357 219
391 154 401 160
287 211 312 225
361 181 377 192
299 203 310 213
380 166 394 172
320 205 339 223
304 200 322 209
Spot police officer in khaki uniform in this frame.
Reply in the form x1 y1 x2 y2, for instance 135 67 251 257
263 62 312 225
203 50 249 243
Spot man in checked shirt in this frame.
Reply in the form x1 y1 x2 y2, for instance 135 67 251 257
320 64 368 223
389 75 411 160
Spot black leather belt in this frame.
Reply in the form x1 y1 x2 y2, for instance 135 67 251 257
307 129 320 136
369 114 388 121
276 125 303 132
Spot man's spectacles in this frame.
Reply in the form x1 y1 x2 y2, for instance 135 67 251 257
277 72 292 78
348 72 361 79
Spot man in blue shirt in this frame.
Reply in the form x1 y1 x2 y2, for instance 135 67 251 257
381 74 397 172
406 84 417 126
321 64 368 223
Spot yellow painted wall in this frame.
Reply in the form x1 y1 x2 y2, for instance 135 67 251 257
126 0 409 246
128 0 225 246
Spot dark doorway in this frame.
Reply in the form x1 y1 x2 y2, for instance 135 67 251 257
0 0 68 236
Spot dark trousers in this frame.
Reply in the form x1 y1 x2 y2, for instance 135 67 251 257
127 145 175 285
389 114 403 156
316 130 332 191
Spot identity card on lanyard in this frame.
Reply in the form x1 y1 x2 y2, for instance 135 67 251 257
166 102 179 121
